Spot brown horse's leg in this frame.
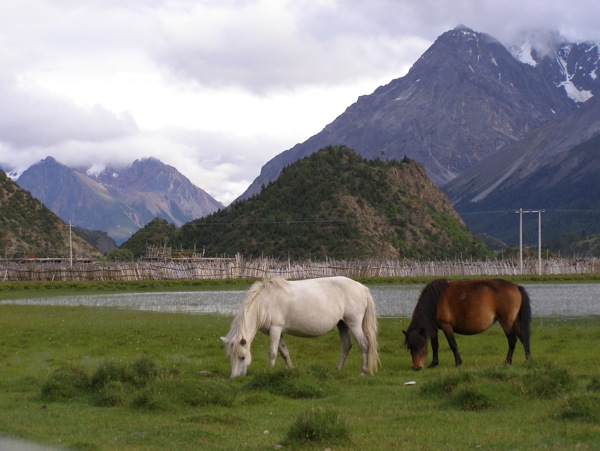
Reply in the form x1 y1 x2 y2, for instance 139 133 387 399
514 317 532 361
442 329 462 367
504 331 518 365
428 332 440 368
517 331 532 361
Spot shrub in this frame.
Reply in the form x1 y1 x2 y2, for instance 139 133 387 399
285 407 350 445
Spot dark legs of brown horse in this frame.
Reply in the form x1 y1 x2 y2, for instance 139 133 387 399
441 329 463 367
505 328 532 364
428 333 440 368
504 331 518 364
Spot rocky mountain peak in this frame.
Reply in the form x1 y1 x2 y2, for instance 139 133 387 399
236 26 578 201
16 157 223 244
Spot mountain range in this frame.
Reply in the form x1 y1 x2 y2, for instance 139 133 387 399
16 157 223 244
6 25 600 255
233 25 599 251
237 25 595 200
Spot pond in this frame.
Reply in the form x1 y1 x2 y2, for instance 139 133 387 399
2 283 599 318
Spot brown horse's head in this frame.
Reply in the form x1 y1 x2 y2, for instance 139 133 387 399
403 328 428 370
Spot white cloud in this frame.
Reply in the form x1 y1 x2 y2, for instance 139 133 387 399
1 0 599 205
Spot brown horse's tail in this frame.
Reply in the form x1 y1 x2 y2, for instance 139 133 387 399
517 285 532 359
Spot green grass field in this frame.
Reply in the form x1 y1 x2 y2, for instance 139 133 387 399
0 302 599 450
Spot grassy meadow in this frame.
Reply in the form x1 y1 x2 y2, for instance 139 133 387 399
0 298 599 450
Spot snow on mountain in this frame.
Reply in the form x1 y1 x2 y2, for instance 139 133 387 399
509 30 600 103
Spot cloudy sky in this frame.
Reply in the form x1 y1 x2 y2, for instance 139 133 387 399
1 0 599 204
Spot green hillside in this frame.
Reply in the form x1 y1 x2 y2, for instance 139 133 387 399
162 146 489 260
0 171 101 259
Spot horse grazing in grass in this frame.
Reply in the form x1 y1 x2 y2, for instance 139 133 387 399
221 276 379 378
403 279 532 370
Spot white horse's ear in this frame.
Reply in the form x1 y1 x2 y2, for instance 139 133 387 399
240 338 247 346
220 336 228 343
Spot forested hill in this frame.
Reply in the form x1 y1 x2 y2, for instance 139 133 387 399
171 146 490 260
0 170 101 259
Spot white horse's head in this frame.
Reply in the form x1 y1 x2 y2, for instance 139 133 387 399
220 336 252 378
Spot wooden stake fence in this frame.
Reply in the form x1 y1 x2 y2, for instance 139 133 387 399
1 255 599 282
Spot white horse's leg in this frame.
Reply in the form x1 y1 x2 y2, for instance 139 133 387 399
336 321 353 370
268 327 283 368
347 321 369 374
278 336 293 368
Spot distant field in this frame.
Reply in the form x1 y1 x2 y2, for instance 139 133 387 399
0 304 598 450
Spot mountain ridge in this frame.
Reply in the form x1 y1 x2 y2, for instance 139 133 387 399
16 157 223 244
0 170 101 259
444 95 600 206
236 25 581 201
172 146 491 260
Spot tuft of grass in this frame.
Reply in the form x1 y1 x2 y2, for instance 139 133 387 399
418 363 575 411
131 378 237 410
450 387 494 411
243 368 328 399
40 365 90 402
520 361 573 399
419 371 473 398
90 357 167 389
93 380 129 407
284 407 350 446
481 365 523 383
587 375 600 392
304 362 333 380
41 357 202 409
555 394 600 423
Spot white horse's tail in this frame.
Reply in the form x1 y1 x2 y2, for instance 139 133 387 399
362 288 380 374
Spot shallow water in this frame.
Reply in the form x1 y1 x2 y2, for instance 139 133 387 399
2 283 599 318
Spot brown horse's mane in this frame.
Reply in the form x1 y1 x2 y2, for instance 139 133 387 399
407 278 449 337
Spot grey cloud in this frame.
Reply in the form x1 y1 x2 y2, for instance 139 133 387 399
152 0 600 94
0 82 138 148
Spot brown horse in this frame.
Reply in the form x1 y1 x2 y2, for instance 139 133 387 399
403 279 532 370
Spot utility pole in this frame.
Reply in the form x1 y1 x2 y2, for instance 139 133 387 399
69 220 73 267
517 208 523 274
515 209 544 275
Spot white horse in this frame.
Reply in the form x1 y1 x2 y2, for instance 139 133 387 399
221 276 379 378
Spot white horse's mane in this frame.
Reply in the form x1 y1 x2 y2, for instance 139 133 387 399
226 278 289 345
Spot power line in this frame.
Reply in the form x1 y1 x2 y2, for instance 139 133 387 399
458 208 600 216
182 218 365 227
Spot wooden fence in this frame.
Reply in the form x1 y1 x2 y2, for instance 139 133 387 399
1 255 599 282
